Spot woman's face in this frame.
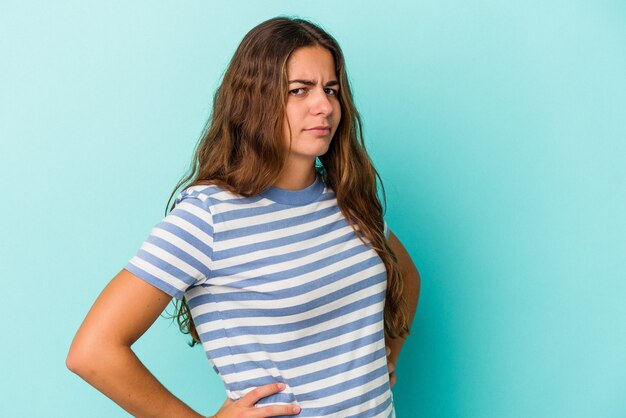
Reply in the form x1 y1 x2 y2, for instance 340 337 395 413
283 46 341 168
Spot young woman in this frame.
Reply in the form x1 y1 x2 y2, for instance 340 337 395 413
67 16 420 418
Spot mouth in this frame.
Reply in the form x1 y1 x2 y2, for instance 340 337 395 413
306 126 331 134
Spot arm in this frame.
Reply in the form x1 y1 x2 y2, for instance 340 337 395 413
384 231 421 387
66 270 300 418
66 268 206 418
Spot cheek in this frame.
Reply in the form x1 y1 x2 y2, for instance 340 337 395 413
334 104 342 129
282 117 291 144
283 107 302 137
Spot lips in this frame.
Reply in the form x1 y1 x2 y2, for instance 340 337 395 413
306 126 331 135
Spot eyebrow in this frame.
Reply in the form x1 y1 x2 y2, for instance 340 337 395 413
288 79 339 87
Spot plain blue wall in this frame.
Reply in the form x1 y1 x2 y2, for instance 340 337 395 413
1 1 624 417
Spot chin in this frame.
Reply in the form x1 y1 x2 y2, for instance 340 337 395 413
314 144 332 156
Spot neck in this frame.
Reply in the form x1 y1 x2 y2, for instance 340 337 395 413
273 160 316 190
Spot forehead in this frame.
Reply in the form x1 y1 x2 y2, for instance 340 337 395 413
286 46 337 77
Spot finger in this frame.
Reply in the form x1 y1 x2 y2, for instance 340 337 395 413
239 382 286 407
386 346 391 356
389 372 396 388
253 403 301 417
387 361 395 374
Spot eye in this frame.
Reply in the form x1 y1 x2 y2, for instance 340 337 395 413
289 88 306 95
325 88 339 95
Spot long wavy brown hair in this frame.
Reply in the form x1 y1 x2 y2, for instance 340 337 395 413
165 16 409 345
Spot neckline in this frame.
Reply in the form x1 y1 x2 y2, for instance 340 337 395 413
259 172 325 206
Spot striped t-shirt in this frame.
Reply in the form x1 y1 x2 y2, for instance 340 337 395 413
125 172 395 417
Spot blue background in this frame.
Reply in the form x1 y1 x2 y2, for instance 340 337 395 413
1 1 625 417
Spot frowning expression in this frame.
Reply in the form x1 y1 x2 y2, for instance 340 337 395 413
283 46 341 165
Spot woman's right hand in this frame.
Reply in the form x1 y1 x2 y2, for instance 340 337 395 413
211 383 301 417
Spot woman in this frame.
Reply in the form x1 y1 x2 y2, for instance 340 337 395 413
67 16 420 418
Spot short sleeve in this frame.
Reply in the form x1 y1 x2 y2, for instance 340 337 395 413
124 192 214 300
384 219 391 239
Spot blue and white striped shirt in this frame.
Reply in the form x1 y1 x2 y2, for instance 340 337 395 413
125 173 395 417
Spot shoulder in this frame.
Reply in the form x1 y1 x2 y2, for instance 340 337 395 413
175 183 245 205
174 184 261 218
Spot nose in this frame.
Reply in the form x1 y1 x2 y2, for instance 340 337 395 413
309 88 333 116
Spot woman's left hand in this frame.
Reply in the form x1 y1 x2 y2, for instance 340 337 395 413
386 346 396 388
